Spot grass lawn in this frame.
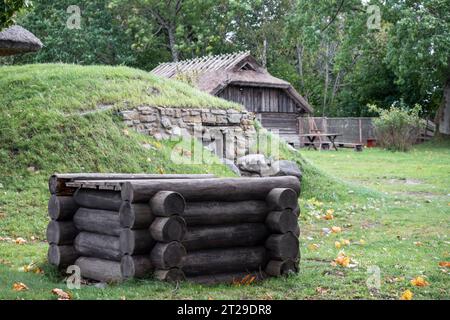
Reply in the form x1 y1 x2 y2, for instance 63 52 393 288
1 141 448 300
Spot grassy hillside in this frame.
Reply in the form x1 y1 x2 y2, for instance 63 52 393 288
0 64 241 238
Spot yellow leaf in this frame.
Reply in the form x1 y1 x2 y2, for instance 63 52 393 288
15 237 27 245
308 243 319 251
51 288 71 300
12 282 28 291
333 252 350 267
334 241 341 249
359 239 366 245
410 276 429 287
400 289 413 300
331 226 341 233
341 239 350 246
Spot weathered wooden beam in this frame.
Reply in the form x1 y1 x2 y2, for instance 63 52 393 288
150 242 187 269
48 195 78 220
121 176 300 203
74 232 122 261
119 202 154 229
121 255 153 279
183 200 269 226
265 210 298 234
48 244 79 268
266 188 298 210
153 268 185 282
265 233 299 260
73 208 122 236
75 257 123 283
265 259 298 276
73 189 123 211
149 216 187 242
182 246 267 276
182 223 268 251
149 191 185 217
46 221 78 245
119 229 154 255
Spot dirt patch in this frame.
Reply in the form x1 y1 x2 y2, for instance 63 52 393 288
387 178 423 185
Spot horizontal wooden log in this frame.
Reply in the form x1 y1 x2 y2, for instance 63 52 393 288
73 208 121 236
150 216 187 242
187 271 266 285
293 206 300 217
265 259 298 277
121 176 300 203
182 223 269 251
153 268 185 282
119 202 154 229
265 210 298 234
74 232 122 261
75 257 123 283
149 191 185 216
182 246 267 276
49 173 216 194
46 221 78 245
121 255 153 279
293 224 300 238
265 233 299 260
183 200 269 226
266 188 298 210
48 195 78 220
74 189 123 211
150 242 186 269
119 229 154 255
48 244 79 268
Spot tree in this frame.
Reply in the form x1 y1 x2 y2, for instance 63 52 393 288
0 0 30 30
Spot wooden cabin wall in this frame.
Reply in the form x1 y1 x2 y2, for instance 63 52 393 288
218 85 298 114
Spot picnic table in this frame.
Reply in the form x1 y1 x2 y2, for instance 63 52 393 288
299 133 342 151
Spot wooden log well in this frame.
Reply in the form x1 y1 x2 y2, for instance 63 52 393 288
48 244 79 268
149 216 187 242
149 191 185 216
74 189 123 211
119 202 154 229
74 232 122 261
75 257 123 283
48 195 78 220
73 208 122 236
46 220 78 245
150 241 187 269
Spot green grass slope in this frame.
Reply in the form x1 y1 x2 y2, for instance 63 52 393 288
0 64 240 238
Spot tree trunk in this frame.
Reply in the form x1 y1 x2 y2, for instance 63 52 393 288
167 25 179 62
296 42 305 91
436 75 450 135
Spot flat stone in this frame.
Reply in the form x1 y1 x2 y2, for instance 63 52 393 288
267 160 302 179
236 154 271 174
228 113 242 124
140 114 157 123
161 116 172 129
211 109 227 115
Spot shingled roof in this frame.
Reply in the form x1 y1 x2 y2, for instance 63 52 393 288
152 51 313 113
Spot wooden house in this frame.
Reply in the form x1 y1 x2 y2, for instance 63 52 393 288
151 51 313 146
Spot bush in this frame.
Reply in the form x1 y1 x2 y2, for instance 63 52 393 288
369 101 425 151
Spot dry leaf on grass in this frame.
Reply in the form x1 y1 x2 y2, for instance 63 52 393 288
12 282 28 291
410 276 429 287
331 226 342 233
15 237 27 245
335 241 341 249
400 289 413 300
308 243 319 251
19 262 43 274
332 252 350 267
51 288 71 300
438 261 450 268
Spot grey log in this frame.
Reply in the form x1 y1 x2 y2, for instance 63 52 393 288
293 206 300 217
73 208 121 236
75 257 123 283
121 176 300 203
46 220 78 245
119 202 154 228
119 229 154 255
149 191 185 216
182 246 267 276
293 223 300 238
182 223 269 251
265 210 298 234
265 233 299 260
265 259 298 276
153 268 186 282
187 271 266 285
266 188 298 210
74 189 123 211
149 216 187 242
121 255 153 279
74 232 122 261
49 173 216 194
48 195 78 220
183 200 269 226
150 242 187 269
48 244 79 268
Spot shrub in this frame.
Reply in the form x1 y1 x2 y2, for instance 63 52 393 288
368 101 425 151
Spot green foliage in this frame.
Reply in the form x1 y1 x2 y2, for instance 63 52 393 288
0 0 30 30
369 101 426 151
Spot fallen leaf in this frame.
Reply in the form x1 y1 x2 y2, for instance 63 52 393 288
316 287 330 295
359 239 366 245
400 289 413 300
413 241 422 246
12 282 28 291
308 243 319 251
410 276 429 287
51 288 71 300
331 226 341 233
341 239 350 246
333 252 350 267
438 261 450 268
15 237 27 245
334 241 341 249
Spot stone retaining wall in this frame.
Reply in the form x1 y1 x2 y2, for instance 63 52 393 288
119 106 257 159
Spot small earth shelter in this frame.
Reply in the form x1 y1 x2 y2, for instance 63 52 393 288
152 51 313 147
0 25 43 56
